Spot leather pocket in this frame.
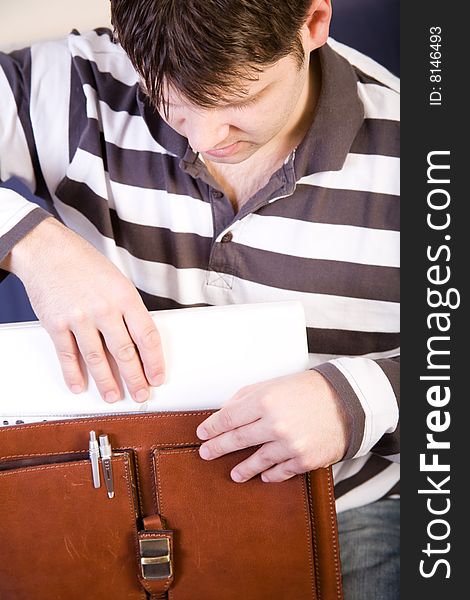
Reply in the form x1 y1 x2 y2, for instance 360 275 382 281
153 446 317 600
0 452 145 600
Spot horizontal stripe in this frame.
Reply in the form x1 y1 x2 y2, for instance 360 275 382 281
357 83 400 121
306 328 400 357
331 357 399 458
137 289 210 312
73 55 140 116
335 454 393 499
233 213 399 268
333 454 370 485
107 213 212 268
350 119 400 157
108 181 212 236
223 243 399 301
119 252 209 306
360 347 400 360
354 69 389 87
371 432 400 458
307 346 400 368
336 462 400 512
64 150 107 204
335 454 389 498
52 197 213 305
63 154 213 235
329 37 400 92
381 453 400 463
385 483 400 497
226 279 399 334
68 29 139 87
298 153 400 196
35 198 403 336
55 180 212 268
259 185 399 231
79 135 200 197
82 84 174 154
73 127 182 191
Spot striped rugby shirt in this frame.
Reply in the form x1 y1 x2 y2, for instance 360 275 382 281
0 30 400 513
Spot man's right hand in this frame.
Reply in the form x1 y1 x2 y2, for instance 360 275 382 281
2 217 165 403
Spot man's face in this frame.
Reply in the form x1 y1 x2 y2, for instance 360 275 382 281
159 52 311 165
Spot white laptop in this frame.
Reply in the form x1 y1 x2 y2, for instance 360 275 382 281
0 301 308 426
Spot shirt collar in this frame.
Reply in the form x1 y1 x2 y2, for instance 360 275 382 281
293 41 364 178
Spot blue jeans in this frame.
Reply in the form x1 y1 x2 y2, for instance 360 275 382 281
337 499 400 600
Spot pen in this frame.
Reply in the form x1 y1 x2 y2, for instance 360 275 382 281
89 430 101 488
99 434 115 499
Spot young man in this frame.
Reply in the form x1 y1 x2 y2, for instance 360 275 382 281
0 1 399 597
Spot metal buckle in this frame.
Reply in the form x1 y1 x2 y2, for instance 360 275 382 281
139 537 172 580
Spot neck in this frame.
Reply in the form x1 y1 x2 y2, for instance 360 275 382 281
206 52 322 210
276 51 322 158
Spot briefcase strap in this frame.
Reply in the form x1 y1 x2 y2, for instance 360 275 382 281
137 514 174 599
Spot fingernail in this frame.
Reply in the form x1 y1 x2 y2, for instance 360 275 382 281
150 373 165 387
70 384 83 394
197 426 208 440
199 446 210 459
135 388 149 403
105 391 118 403
231 470 243 483
261 474 269 483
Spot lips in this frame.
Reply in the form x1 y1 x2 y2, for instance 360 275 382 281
204 141 241 158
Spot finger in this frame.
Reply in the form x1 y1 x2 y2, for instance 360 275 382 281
73 325 121 403
260 458 304 483
101 316 151 403
199 420 269 460
197 398 262 440
124 306 166 387
51 328 87 394
230 442 291 483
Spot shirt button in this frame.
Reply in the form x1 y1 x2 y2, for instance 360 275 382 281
221 232 233 243
212 190 223 199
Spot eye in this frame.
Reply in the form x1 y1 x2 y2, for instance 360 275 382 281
232 96 258 111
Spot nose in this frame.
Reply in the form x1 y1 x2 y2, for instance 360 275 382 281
181 109 230 153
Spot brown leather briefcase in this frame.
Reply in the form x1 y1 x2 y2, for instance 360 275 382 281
0 411 343 599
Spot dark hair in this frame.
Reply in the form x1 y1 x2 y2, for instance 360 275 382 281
111 0 312 113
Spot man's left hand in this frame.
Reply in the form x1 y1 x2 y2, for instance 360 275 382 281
196 370 350 483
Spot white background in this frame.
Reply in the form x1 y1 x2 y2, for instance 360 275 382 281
0 0 111 51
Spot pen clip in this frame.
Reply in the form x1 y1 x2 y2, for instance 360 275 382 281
88 430 101 489
99 433 115 499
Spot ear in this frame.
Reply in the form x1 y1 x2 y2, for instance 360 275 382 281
302 0 332 52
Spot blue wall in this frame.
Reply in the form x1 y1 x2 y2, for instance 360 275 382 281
330 0 399 77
